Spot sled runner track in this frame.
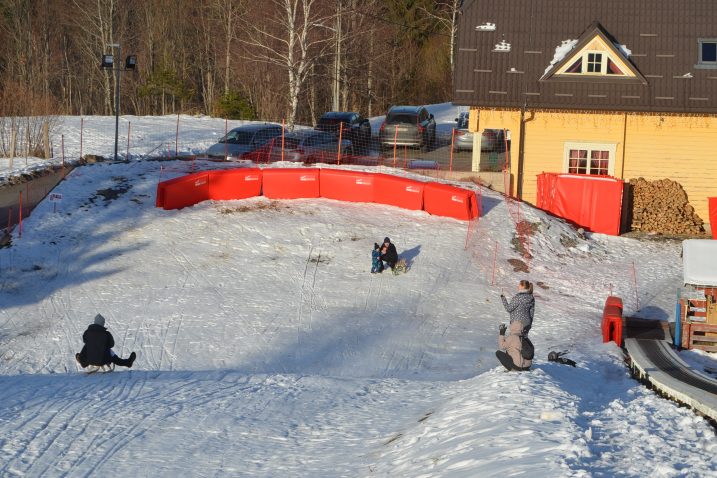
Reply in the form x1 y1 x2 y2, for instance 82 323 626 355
625 338 717 421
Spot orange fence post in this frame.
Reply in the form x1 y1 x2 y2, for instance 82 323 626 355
281 119 286 163
392 125 398 168
449 128 455 173
337 122 343 165
224 118 229 159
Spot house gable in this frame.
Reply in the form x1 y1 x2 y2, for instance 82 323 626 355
542 24 647 85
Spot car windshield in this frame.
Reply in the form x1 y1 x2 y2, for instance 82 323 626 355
218 130 254 144
386 113 418 125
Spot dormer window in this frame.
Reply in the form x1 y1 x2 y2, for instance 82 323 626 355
562 51 627 76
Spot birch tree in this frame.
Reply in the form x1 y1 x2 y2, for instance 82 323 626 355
242 0 332 128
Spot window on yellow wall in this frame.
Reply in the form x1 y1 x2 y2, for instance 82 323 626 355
564 142 616 176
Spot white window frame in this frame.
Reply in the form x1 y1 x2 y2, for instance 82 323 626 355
563 142 617 176
696 38 717 69
563 50 627 76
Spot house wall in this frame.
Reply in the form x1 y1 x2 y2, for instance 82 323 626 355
470 108 717 229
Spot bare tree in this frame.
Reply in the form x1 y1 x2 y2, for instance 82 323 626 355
421 0 463 74
242 0 332 128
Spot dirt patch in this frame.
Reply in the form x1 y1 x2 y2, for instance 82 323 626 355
507 258 529 273
219 201 286 214
511 220 539 259
536 281 549 290
560 233 578 249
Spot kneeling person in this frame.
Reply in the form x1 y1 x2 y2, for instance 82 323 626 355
495 321 532 371
76 314 136 369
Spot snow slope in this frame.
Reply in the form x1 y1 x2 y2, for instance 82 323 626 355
0 130 716 475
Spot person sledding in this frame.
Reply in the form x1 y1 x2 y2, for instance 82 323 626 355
495 280 535 371
75 314 136 370
371 243 383 273
380 237 398 272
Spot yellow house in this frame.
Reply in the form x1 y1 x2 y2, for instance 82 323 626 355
454 0 717 233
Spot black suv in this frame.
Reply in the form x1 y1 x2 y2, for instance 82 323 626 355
316 112 372 152
378 105 436 153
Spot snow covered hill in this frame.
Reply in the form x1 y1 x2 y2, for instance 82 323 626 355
0 131 716 475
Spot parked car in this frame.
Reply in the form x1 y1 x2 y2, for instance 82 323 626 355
452 112 507 152
453 111 474 151
378 105 436 153
316 111 372 152
247 130 353 163
205 123 283 161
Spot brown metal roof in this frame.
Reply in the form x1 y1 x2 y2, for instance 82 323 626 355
454 0 717 113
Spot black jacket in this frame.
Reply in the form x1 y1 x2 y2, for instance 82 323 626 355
381 243 398 265
83 324 114 365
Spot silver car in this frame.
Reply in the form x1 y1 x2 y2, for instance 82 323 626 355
453 112 506 152
378 105 436 153
205 123 283 160
453 111 474 151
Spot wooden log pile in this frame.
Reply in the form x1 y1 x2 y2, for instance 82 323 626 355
630 178 704 234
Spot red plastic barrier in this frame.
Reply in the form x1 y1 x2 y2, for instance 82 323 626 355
422 182 479 220
536 173 623 235
709 197 717 239
262 168 320 199
602 297 624 347
373 174 424 210
319 169 375 203
160 172 210 210
208 168 262 201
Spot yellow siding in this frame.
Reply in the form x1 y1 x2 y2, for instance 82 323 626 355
622 114 717 226
471 108 717 228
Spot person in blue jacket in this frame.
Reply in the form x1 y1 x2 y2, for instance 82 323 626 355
371 243 383 273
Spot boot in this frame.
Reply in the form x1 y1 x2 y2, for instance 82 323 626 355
128 352 137 368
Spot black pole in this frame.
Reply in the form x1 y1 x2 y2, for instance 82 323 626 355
114 44 121 162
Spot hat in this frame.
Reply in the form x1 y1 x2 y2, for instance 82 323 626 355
94 314 106 327
383 237 391 243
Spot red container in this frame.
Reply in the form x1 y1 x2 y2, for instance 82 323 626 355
709 197 717 239
262 168 320 199
208 168 262 201
423 182 479 220
373 174 424 211
319 169 375 203
159 172 210 210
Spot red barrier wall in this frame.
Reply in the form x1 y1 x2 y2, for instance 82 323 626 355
373 174 424 211
262 168 320 199
209 168 262 201
709 197 717 239
423 182 479 220
319 169 375 203
160 172 210 210
157 168 480 222
537 173 623 235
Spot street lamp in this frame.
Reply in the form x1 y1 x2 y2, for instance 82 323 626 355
100 44 137 162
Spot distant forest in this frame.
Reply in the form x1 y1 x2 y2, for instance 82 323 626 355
0 0 461 127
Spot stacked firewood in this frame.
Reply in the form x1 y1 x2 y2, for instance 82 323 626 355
630 178 704 234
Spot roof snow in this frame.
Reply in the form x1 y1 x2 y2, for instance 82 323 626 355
544 39 578 76
616 43 632 57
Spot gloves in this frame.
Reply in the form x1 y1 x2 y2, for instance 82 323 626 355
499 324 507 336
